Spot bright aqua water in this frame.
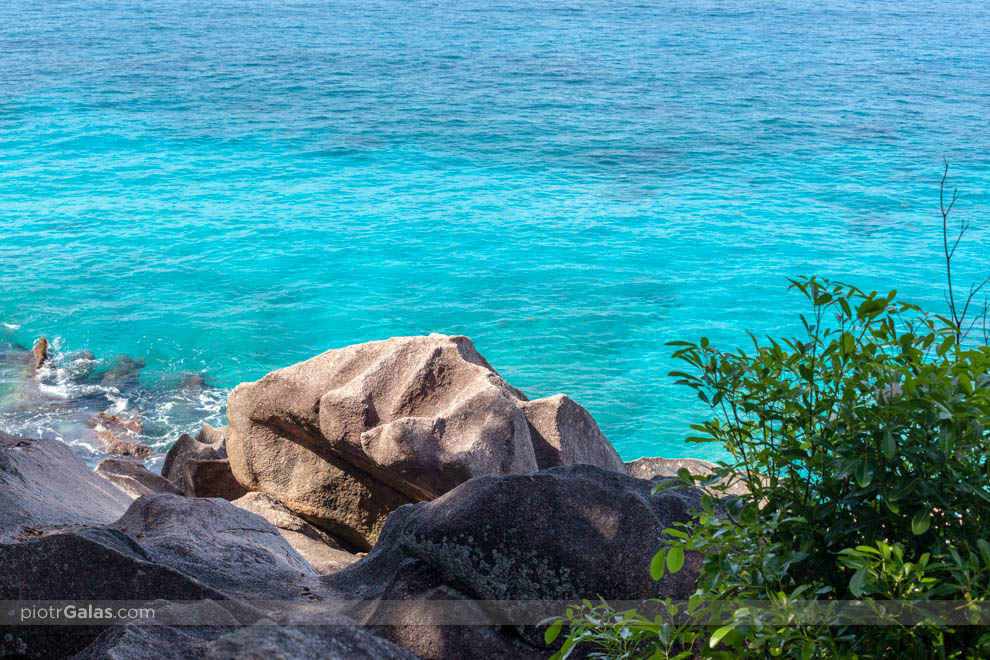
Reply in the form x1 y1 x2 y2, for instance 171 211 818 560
2 0 990 462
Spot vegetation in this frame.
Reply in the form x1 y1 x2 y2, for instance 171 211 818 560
545 166 990 659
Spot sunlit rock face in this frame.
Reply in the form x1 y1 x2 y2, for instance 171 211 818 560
225 334 627 549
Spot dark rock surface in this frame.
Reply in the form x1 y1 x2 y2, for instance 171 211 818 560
327 464 702 659
0 494 329 658
0 431 131 542
76 604 420 660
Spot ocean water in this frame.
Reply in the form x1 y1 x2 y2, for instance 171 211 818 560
2 0 990 465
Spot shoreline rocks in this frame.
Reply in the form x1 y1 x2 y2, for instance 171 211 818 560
2 333 717 660
626 456 750 496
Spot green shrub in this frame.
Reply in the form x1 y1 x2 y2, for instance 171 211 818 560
548 277 990 659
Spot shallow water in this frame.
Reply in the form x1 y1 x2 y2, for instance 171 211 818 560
2 0 990 462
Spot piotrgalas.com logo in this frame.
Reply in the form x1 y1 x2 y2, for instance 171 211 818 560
17 603 155 623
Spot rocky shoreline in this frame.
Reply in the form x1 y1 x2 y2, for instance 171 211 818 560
1 334 717 659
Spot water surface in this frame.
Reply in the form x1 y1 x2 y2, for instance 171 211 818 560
2 0 989 462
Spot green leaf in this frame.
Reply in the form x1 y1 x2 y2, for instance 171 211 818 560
667 546 685 573
544 619 563 645
911 509 931 536
840 332 855 354
881 430 896 459
701 493 715 516
709 625 734 648
849 568 867 598
650 549 667 580
854 458 873 488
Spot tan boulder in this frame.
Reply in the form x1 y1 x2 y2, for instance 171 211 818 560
226 334 628 550
162 425 248 500
522 393 627 473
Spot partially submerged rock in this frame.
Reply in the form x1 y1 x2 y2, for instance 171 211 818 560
31 336 48 370
233 492 359 574
98 354 147 383
94 458 182 499
90 411 154 458
328 464 701 659
0 431 130 542
226 334 629 549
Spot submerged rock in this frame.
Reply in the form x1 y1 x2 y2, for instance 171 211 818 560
94 458 182 498
233 492 359 574
0 431 131 542
327 464 701 659
226 334 628 549
97 354 147 383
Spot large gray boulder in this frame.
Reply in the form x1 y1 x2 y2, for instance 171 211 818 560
0 494 329 658
521 393 627 472
76 604 420 660
0 431 131 542
107 494 321 598
226 334 627 549
327 464 701 660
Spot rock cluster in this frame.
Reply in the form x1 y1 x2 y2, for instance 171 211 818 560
2 334 706 660
222 334 628 549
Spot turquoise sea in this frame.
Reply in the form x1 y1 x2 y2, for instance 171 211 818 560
2 0 990 464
